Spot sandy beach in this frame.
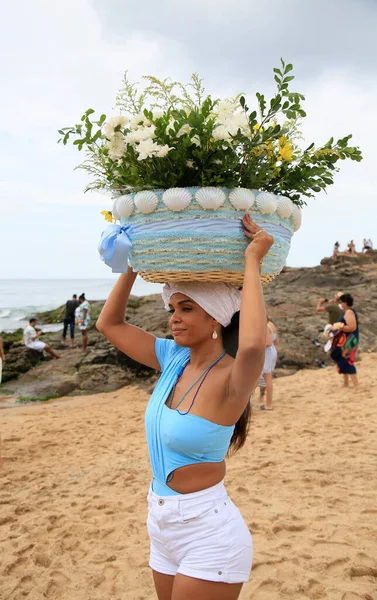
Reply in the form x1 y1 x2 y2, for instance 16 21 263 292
1 354 377 600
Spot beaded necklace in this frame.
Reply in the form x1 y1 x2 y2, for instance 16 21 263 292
167 350 226 415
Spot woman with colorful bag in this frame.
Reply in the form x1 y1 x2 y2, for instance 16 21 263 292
330 293 359 388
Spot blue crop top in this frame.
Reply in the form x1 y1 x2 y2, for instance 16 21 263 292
144 338 235 496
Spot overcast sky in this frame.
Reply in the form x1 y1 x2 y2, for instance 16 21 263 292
0 0 376 280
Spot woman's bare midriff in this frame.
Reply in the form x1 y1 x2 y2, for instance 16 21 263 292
166 460 226 494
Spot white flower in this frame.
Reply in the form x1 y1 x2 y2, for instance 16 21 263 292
212 125 231 142
225 112 249 136
155 144 173 158
191 135 201 147
130 112 151 129
214 159 222 165
177 124 192 138
124 130 139 144
136 139 160 160
212 112 250 140
166 119 177 135
105 115 129 139
124 125 156 144
214 99 238 120
106 132 126 160
186 160 194 168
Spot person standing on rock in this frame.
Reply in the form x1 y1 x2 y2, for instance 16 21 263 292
362 238 373 253
23 318 61 359
77 294 90 352
58 294 79 347
316 293 344 326
0 336 5 384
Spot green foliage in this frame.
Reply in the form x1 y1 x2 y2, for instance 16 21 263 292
18 393 61 403
58 60 362 206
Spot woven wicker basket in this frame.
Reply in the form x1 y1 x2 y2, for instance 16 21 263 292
140 269 276 287
113 186 301 285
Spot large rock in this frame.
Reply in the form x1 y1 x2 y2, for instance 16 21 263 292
77 364 134 392
1 345 48 383
2 374 79 401
2 255 377 401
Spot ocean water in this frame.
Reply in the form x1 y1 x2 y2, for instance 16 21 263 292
0 278 163 332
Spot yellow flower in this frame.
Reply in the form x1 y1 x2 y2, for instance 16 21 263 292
101 210 114 223
253 123 261 131
278 137 293 162
278 144 293 162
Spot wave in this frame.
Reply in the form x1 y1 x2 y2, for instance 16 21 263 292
0 308 27 321
0 305 57 321
0 305 61 334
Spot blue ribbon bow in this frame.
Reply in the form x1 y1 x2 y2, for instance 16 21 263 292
98 224 132 273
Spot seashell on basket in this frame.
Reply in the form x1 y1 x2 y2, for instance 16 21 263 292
101 187 302 286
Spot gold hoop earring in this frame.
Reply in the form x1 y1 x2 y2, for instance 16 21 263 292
212 329 218 340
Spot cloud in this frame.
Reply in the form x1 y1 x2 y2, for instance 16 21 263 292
0 0 376 279
92 0 377 81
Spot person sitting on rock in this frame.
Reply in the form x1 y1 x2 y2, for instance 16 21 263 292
347 240 356 254
333 241 340 256
23 318 61 359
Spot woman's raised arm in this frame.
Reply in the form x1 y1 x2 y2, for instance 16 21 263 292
96 267 160 370
229 215 274 403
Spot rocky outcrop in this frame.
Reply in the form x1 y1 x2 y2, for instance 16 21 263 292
1 254 376 401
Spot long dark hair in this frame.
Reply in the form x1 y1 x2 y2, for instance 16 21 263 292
222 311 252 454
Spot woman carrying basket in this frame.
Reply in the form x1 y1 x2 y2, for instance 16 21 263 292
96 214 273 600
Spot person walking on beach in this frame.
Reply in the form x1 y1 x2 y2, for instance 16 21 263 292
77 294 90 352
96 215 273 600
23 318 61 359
58 294 79 347
330 293 359 389
259 317 279 411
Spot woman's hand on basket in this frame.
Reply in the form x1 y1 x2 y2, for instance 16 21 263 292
242 214 274 261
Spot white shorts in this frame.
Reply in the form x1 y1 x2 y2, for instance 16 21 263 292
147 480 253 584
26 341 46 352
